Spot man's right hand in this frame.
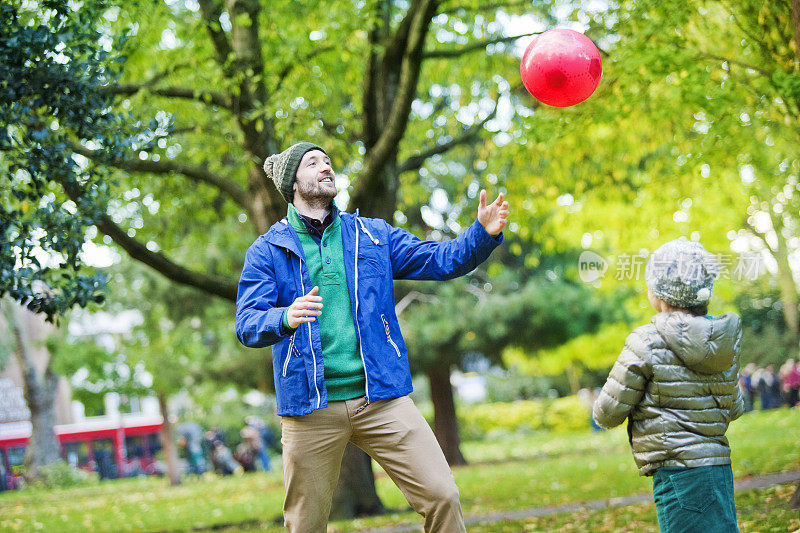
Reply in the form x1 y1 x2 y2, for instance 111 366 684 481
286 286 323 329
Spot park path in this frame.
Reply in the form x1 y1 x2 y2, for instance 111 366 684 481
361 469 800 533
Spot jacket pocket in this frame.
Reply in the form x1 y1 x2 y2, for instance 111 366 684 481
380 314 402 358
358 242 388 279
669 467 715 513
282 334 299 377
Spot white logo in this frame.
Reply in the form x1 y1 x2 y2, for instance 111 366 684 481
578 251 608 283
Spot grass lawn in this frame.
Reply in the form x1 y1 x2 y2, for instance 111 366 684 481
466 482 800 532
1 407 797 532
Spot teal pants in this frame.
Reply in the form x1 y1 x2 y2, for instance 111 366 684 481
652 465 738 533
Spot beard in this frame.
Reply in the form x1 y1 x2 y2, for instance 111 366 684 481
294 177 336 207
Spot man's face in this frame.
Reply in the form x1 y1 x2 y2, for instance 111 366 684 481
294 150 336 203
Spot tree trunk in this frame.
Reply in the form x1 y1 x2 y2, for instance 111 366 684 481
329 443 385 520
23 375 60 482
349 158 399 221
157 391 182 486
769 213 800 345
427 366 467 466
4 301 61 482
748 212 800 345
566 364 581 395
788 0 800 505
791 0 800 67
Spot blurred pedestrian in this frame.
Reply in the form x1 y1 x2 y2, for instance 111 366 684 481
177 422 206 476
212 440 241 476
578 388 603 432
234 439 257 473
0 452 7 492
739 363 756 413
780 359 800 407
757 365 782 409
93 444 117 480
244 416 272 471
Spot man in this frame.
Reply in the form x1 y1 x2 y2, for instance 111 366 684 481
235 141 508 532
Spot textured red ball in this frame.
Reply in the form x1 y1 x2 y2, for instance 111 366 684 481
520 29 602 107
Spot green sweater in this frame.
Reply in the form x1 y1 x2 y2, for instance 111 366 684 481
284 204 366 401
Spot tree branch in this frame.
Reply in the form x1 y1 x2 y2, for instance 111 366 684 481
70 143 249 208
386 0 419 62
438 0 529 16
697 51 772 77
398 99 498 174
198 0 233 66
423 31 538 59
272 45 337 94
104 84 232 110
94 213 238 301
792 0 800 71
57 176 239 301
362 1 392 148
313 113 360 144
360 0 440 184
227 0 279 156
395 290 438 316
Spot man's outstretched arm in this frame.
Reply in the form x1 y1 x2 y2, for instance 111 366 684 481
388 189 509 280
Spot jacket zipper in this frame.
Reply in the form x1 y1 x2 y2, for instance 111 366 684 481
381 314 402 357
298 256 321 409
354 210 371 403
282 333 298 377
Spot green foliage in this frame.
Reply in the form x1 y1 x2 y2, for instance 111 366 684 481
735 278 797 366
27 460 96 490
49 334 150 414
508 321 633 376
458 395 590 440
119 265 266 394
0 0 136 321
740 322 795 367
400 271 612 374
483 367 564 402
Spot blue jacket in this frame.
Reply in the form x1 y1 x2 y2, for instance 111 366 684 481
235 210 503 416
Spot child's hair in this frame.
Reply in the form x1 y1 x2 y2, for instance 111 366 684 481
655 295 708 317
682 302 708 316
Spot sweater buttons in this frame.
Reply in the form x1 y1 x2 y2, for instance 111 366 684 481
326 258 331 264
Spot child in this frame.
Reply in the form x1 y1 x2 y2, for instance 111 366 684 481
593 238 744 532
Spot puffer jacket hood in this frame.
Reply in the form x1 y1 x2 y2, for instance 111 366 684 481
652 312 741 374
592 311 745 476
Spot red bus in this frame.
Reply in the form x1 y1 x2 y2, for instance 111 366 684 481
0 414 163 489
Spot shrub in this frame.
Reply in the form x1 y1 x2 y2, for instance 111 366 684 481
459 395 590 439
28 460 96 490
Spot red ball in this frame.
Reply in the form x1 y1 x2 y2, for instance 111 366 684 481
520 29 602 107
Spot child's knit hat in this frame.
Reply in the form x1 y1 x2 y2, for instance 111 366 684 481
263 141 326 203
645 238 719 308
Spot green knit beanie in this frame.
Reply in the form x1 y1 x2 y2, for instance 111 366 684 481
263 141 327 203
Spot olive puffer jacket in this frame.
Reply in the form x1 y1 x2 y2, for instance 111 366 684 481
592 311 744 476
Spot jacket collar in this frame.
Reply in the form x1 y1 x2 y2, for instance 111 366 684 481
266 209 354 257
264 218 303 257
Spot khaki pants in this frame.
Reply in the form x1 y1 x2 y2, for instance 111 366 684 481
281 395 465 533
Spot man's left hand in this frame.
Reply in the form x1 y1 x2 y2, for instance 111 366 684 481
477 189 509 236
